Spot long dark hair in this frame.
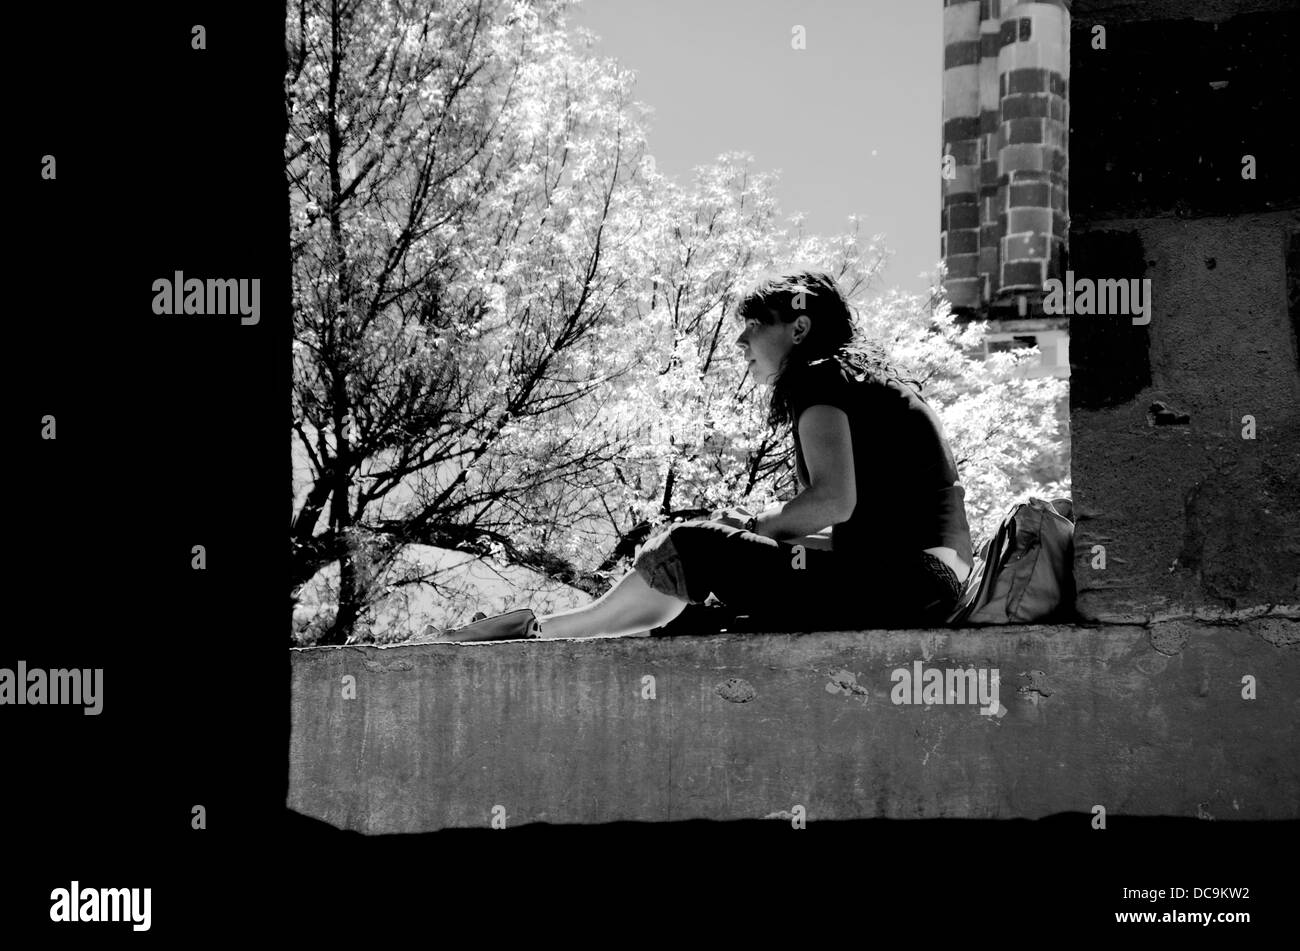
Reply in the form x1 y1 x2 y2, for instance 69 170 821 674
735 269 922 430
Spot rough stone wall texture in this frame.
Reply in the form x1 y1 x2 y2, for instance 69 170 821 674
289 622 1300 832
942 0 1070 314
1068 1 1300 620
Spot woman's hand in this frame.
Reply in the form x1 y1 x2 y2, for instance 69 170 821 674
709 504 756 529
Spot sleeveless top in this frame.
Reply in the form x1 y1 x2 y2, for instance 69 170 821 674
787 355 974 567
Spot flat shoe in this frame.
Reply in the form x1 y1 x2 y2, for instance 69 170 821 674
439 608 539 642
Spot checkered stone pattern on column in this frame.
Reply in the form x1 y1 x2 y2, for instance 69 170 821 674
996 0 1070 306
944 1 1070 314
942 0 983 311
977 1 1004 303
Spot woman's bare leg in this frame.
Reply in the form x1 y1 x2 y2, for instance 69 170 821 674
536 567 688 638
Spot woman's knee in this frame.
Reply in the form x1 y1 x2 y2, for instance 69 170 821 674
631 522 721 603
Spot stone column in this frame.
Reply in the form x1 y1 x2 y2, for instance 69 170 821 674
941 0 984 311
942 0 1071 318
994 0 1070 315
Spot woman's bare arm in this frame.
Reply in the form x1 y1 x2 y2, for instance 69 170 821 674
747 500 836 549
793 531 834 550
752 404 855 542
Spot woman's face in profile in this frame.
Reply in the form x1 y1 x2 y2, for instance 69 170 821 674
737 315 796 386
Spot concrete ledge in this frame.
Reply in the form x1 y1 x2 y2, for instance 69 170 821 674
289 619 1300 833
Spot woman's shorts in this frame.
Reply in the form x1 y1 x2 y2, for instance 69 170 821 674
632 519 965 629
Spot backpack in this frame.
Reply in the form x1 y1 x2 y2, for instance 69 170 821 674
945 497 1076 624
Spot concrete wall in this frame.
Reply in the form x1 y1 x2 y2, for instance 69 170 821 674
289 617 1299 832
1068 0 1300 621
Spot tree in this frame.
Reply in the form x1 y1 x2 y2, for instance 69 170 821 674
288 0 664 642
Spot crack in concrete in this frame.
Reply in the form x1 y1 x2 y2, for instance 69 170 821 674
825 669 870 705
362 658 415 672
716 678 756 703
921 725 945 766
1150 621 1192 655
1092 604 1300 628
1019 669 1053 698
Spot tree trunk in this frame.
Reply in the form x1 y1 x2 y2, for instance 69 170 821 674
318 0 360 647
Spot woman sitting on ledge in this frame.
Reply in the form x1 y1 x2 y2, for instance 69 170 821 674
439 269 974 641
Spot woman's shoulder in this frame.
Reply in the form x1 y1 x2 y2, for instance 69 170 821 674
789 356 856 404
803 354 905 400
804 354 869 386
786 351 924 427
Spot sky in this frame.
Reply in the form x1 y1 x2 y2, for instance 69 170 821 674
568 0 943 300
